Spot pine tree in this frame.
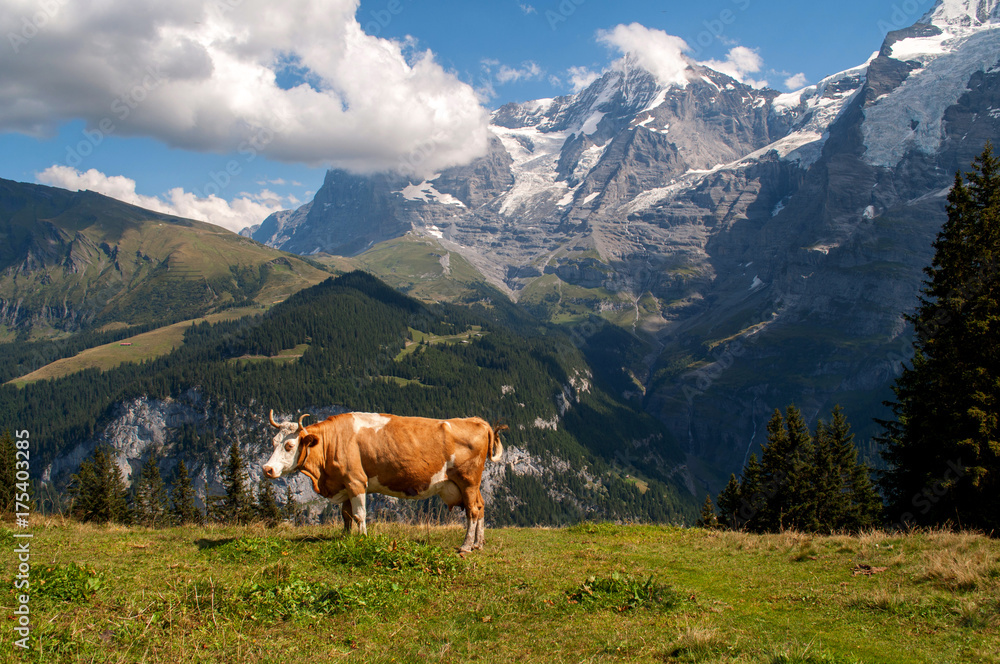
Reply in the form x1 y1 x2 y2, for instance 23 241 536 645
68 446 130 524
0 431 16 514
812 407 883 532
256 476 281 525
132 452 170 528
170 459 202 525
216 442 253 524
281 484 299 524
825 406 882 530
696 494 719 529
716 474 742 530
879 143 1000 532
758 407 815 531
737 454 766 532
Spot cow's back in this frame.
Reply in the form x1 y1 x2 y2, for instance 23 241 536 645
353 414 490 497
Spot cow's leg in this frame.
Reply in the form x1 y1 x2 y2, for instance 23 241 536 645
341 502 353 533
475 515 486 550
458 486 485 553
349 493 368 536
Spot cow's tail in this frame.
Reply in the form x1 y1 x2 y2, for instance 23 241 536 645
489 423 508 462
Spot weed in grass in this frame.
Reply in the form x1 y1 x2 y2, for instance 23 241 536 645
322 534 462 575
566 521 624 536
956 601 992 630
30 562 103 602
205 536 291 563
665 626 729 662
848 589 909 616
566 572 680 612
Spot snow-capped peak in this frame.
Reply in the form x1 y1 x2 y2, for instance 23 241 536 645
921 0 1000 28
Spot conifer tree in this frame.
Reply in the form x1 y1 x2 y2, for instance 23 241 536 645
879 144 1000 532
823 407 882 530
132 452 170 528
737 454 765 532
256 476 281 525
716 474 742 530
68 446 130 524
696 494 719 529
216 442 254 524
170 459 202 525
282 484 299 524
759 406 815 531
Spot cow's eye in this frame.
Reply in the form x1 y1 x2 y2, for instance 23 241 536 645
284 440 295 452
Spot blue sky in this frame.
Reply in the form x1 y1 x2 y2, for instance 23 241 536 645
0 0 937 232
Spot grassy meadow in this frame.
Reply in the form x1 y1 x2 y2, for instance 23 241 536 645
1 520 998 663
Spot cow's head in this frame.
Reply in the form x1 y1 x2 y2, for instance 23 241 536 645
262 411 316 478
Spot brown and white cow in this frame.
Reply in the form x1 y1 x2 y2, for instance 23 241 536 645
263 410 505 552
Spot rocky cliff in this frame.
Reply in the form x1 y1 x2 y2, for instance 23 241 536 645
247 1 1000 486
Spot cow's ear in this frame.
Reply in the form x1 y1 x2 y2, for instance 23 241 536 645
302 434 320 448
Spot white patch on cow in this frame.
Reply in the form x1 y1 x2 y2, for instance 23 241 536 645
429 461 449 485
263 425 301 477
329 489 349 504
352 412 390 433
350 493 367 535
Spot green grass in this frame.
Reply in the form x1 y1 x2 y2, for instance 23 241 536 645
2 521 998 663
7 308 263 387
229 343 311 365
395 326 485 360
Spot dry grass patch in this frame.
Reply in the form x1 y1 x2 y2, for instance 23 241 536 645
915 545 998 592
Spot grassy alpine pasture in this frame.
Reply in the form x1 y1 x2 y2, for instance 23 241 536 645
2 521 998 663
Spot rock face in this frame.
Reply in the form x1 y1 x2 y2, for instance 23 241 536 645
249 1 1000 485
41 389 626 524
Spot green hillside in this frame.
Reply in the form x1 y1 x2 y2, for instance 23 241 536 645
0 271 695 524
4 521 997 663
0 178 330 337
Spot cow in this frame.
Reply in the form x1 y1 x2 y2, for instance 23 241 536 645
263 410 505 553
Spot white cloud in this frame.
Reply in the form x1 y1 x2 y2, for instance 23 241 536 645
519 3 537 14
784 72 808 90
597 23 692 88
567 66 600 93
496 62 543 84
1 0 489 176
701 46 768 88
37 165 284 233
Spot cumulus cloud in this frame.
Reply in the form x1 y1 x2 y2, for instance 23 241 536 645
476 59 545 100
596 23 692 88
1 0 489 176
519 3 536 14
37 165 284 233
496 61 543 84
700 46 768 88
784 72 809 90
567 66 601 93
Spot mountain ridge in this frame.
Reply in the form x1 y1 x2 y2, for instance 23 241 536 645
242 3 1000 487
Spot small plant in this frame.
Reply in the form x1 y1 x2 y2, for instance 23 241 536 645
567 521 623 536
209 536 291 562
322 535 462 575
566 572 680 612
31 563 103 602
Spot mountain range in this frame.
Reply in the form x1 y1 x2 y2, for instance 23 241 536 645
246 0 1000 485
2 0 998 510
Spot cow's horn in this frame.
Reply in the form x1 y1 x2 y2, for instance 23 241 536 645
297 413 311 430
268 410 280 428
